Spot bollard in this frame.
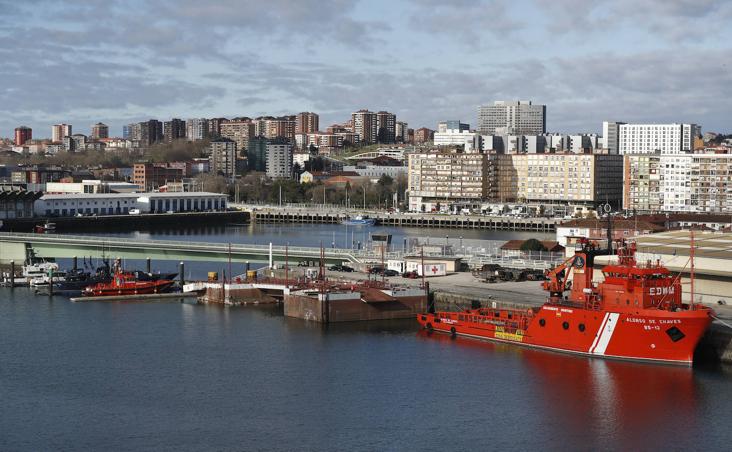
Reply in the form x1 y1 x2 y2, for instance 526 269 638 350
72 256 77 271
10 260 15 289
146 258 152 274
48 267 54 297
179 262 185 287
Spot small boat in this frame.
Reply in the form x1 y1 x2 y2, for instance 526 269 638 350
34 221 56 233
21 257 59 285
35 263 113 297
82 259 175 297
29 271 67 288
342 215 376 226
418 234 715 366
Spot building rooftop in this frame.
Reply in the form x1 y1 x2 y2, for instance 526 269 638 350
40 191 226 200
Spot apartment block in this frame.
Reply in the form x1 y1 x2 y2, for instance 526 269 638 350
433 130 481 152
496 154 623 207
91 122 109 140
186 118 209 141
52 124 72 142
352 110 378 144
266 141 293 179
414 128 434 144
477 101 546 135
623 153 732 213
408 151 492 212
163 118 186 142
208 138 237 179
295 112 319 134
376 111 396 144
220 119 255 152
604 121 701 155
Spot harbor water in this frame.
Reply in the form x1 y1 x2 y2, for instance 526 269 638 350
1 288 730 450
2 224 731 450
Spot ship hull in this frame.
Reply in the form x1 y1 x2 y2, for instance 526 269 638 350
418 306 712 366
83 280 175 297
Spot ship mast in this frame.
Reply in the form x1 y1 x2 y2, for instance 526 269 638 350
690 229 695 308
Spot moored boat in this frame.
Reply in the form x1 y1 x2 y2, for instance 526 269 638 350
82 259 175 297
417 235 715 366
342 215 376 226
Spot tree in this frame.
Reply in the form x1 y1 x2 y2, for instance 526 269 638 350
520 238 548 252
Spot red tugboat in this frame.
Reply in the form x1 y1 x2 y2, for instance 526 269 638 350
82 259 175 297
417 235 715 366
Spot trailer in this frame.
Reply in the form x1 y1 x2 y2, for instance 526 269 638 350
406 262 447 277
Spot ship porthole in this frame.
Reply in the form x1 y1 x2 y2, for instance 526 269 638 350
578 323 586 332
539 318 546 327
421 316 427 321
562 321 569 330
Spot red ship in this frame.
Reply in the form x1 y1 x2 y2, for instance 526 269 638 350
82 259 175 297
417 235 715 366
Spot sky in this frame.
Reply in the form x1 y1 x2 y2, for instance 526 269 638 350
1 0 731 139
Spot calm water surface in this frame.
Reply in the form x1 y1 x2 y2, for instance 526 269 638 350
1 288 730 451
3 224 731 450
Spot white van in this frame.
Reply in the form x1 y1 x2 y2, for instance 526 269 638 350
129 208 141 215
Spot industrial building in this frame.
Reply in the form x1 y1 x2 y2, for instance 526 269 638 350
34 192 227 217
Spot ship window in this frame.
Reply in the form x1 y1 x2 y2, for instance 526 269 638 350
494 312 500 318
507 313 512 320
562 321 569 330
539 318 546 327
578 323 586 332
666 326 685 342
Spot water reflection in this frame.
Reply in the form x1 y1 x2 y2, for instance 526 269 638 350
417 330 700 449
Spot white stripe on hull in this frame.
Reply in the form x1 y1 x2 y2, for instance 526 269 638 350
588 312 609 352
591 312 620 355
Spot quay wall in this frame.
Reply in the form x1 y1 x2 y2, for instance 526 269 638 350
249 209 557 232
0 211 250 233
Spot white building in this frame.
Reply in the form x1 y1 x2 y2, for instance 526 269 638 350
266 142 293 179
433 130 481 152
604 121 701 155
477 100 546 135
35 192 227 217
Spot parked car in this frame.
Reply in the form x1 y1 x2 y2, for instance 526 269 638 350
129 208 141 215
328 264 354 272
368 266 384 274
401 271 419 279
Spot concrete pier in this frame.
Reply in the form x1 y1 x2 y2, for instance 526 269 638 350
239 205 558 232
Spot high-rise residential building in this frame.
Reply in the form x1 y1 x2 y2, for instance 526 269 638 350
414 127 434 144
408 150 493 212
208 117 227 138
247 137 269 172
477 101 546 135
122 124 132 140
352 109 378 144
14 126 32 146
91 122 109 140
266 140 293 179
163 118 187 143
264 116 295 141
186 118 209 141
295 112 319 135
138 119 163 146
52 124 72 142
220 119 255 152
376 111 396 144
208 138 237 179
604 121 701 155
437 120 469 133
623 152 732 213
495 154 623 207
395 121 409 143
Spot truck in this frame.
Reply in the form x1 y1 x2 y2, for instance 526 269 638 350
387 259 406 274
406 262 447 277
